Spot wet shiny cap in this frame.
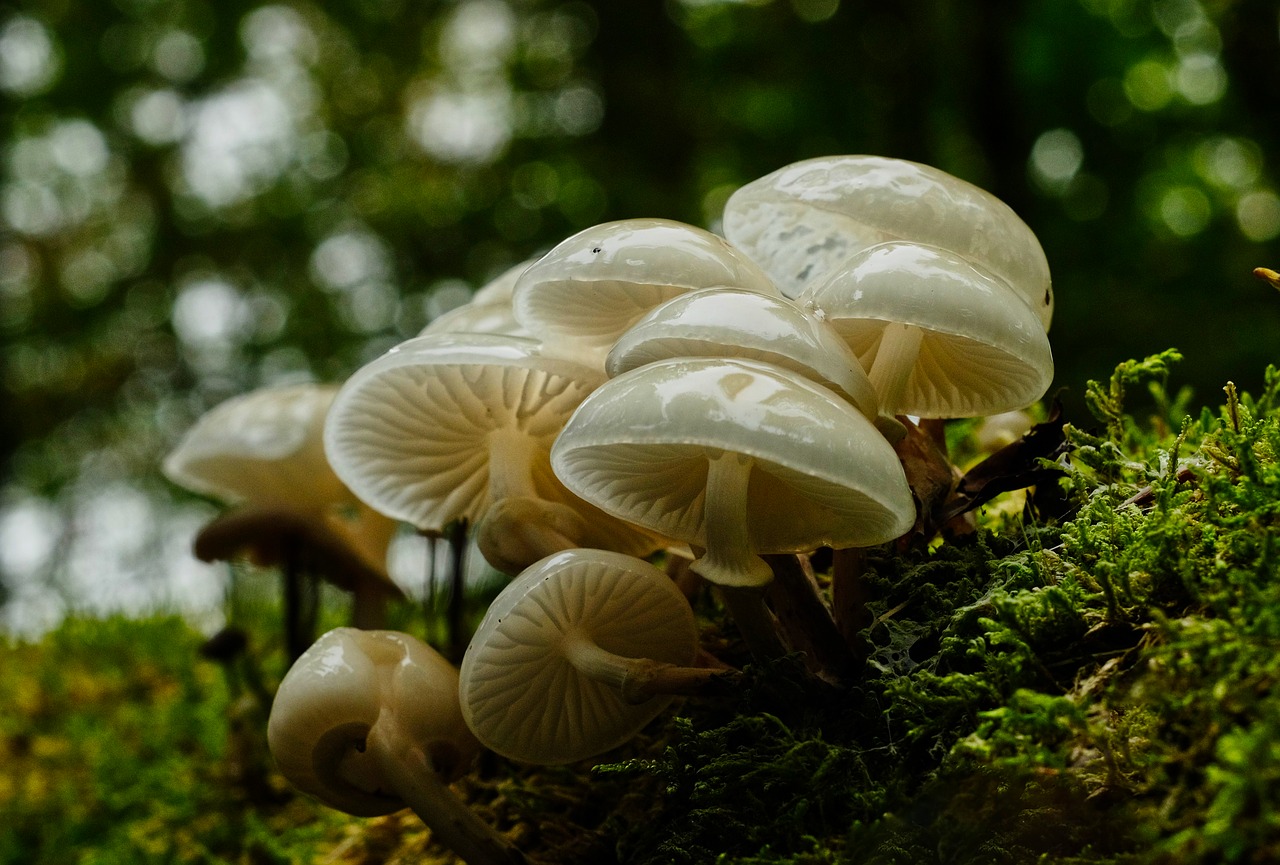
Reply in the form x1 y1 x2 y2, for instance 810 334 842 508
605 287 879 420
550 357 915 555
722 154 1053 327
512 218 781 368
800 241 1054 418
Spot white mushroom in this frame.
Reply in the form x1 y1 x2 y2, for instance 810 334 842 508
511 218 782 370
459 549 723 765
799 241 1054 420
605 287 880 421
163 383 402 655
267 627 524 865
722 154 1054 326
550 357 915 656
323 333 663 574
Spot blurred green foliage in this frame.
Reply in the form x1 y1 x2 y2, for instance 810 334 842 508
2 0 1279 622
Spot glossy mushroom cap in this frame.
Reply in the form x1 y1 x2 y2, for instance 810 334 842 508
722 154 1054 327
164 383 401 585
323 333 663 568
459 549 698 765
550 357 915 585
512 218 782 369
163 384 348 510
267 627 480 816
800 241 1054 419
605 287 879 419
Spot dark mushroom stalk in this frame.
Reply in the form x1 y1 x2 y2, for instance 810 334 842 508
268 628 525 865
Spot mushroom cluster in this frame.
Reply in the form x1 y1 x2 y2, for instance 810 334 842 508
167 155 1056 865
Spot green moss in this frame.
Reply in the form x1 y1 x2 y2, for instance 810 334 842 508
596 351 1280 864
9 352 1280 864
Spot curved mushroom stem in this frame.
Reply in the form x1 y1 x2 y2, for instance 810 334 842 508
365 712 526 865
868 321 924 419
560 632 739 704
475 496 589 575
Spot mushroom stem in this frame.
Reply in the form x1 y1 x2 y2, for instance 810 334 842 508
561 632 738 704
693 451 773 588
690 451 785 661
475 497 589 575
718 585 787 662
486 428 544 503
365 712 526 865
282 535 318 662
868 321 924 418
763 553 856 681
830 547 872 648
447 519 468 664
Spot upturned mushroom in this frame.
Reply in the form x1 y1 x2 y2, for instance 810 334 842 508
511 218 782 370
722 154 1054 326
323 333 663 576
267 627 524 865
798 241 1054 421
550 357 915 658
459 548 730 765
163 383 403 658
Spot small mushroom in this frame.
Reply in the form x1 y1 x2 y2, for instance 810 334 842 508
458 548 725 765
511 218 781 370
323 333 663 574
550 357 915 657
163 383 403 657
267 627 524 865
799 241 1054 420
722 154 1054 325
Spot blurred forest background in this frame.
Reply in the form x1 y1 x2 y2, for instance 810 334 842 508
2 0 1279 635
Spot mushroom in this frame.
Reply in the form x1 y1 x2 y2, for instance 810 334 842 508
799 241 1054 421
549 357 915 658
605 286 882 424
323 333 663 576
603 287 872 399
267 627 525 865
511 218 782 370
722 154 1054 325
458 548 727 765
163 383 403 657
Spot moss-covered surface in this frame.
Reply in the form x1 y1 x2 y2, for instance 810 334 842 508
5 350 1280 863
